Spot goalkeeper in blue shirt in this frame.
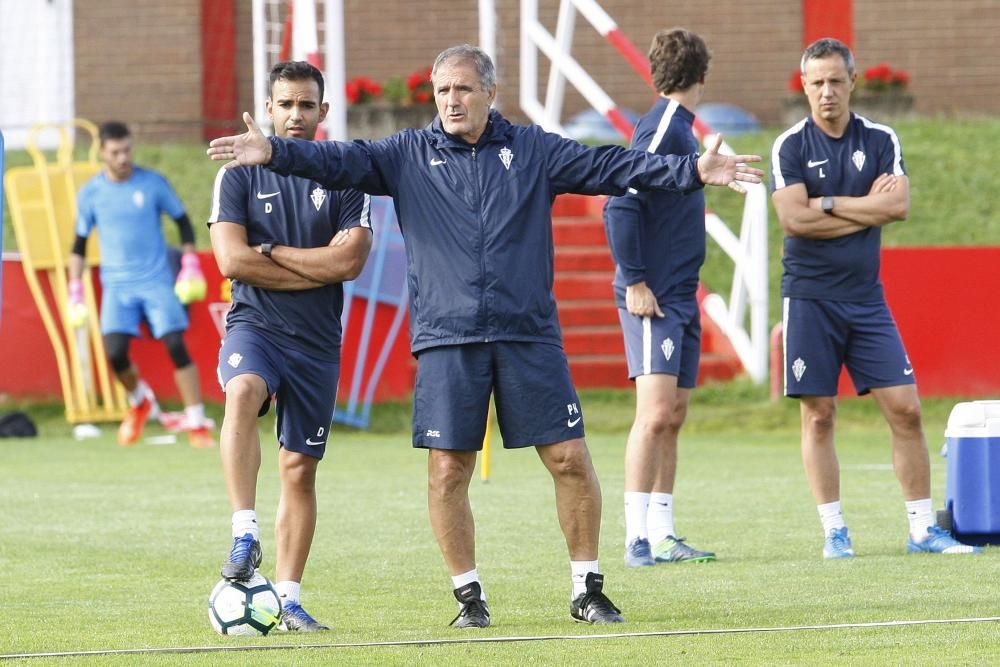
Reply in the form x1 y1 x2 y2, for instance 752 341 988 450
69 121 214 449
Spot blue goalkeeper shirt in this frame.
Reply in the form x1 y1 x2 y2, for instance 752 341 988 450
76 167 185 287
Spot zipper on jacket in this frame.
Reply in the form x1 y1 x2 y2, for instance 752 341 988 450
471 145 490 340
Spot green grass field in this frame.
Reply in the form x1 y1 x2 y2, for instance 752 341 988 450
3 115 998 663
2 387 996 664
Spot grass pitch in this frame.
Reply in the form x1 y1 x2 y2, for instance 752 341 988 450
1 389 997 664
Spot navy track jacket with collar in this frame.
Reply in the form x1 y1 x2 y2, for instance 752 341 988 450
266 110 705 354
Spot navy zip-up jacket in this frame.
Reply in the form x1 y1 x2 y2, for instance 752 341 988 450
266 110 705 354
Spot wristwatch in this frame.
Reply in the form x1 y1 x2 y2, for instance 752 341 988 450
821 196 834 215
261 243 274 257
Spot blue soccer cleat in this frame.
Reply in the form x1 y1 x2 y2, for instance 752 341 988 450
652 535 716 563
907 526 983 555
221 533 262 581
624 537 655 567
278 601 330 632
823 526 855 559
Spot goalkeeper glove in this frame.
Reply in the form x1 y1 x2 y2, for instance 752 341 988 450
174 252 207 304
67 278 88 329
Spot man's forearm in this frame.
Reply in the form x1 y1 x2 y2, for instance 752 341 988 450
268 242 367 284
224 247 323 290
822 190 908 227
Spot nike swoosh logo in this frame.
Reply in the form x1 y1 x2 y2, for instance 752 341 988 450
430 158 447 166
256 191 280 199
807 159 829 168
903 368 914 375
305 438 326 446
567 417 582 428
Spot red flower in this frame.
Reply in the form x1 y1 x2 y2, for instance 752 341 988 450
413 90 431 104
346 80 361 104
346 76 382 104
860 63 909 91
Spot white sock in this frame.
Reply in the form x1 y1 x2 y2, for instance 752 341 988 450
451 568 485 601
818 501 846 536
275 580 301 605
185 403 206 429
905 498 934 542
647 492 676 544
232 509 259 540
128 380 152 406
570 560 599 599
624 491 650 543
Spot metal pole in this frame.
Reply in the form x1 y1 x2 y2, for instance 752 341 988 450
324 0 347 140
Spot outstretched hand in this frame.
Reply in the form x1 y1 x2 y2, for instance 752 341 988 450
207 112 272 170
696 134 764 194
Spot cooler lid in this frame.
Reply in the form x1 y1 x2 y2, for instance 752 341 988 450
945 400 1000 438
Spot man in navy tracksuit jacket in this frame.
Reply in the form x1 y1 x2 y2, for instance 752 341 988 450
208 44 762 628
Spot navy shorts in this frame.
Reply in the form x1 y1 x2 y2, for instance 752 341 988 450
218 327 340 460
412 341 585 451
618 298 701 387
782 297 915 397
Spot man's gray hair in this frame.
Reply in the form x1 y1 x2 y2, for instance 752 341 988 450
800 37 855 76
432 44 496 90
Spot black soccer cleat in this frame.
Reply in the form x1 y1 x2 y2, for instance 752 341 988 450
221 533 262 581
450 582 491 629
277 601 330 632
570 572 624 624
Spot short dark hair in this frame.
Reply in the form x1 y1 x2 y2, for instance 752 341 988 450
432 44 496 91
800 38 855 76
648 28 711 95
269 60 325 102
98 121 130 146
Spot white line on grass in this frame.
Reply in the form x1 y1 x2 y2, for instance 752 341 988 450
3 616 998 660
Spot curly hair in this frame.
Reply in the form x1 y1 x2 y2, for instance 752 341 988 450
648 28 711 95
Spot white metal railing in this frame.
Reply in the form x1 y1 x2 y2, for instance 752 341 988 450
519 0 769 383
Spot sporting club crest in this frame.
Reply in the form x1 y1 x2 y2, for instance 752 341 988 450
792 357 807 382
852 150 866 171
310 187 327 211
661 338 675 361
499 147 514 170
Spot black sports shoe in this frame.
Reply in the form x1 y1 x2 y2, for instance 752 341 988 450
570 572 624 624
278 601 330 632
220 533 262 581
450 582 490 628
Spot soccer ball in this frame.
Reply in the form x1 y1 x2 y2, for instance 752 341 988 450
208 573 282 636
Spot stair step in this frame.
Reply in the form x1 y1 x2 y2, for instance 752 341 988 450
567 357 631 388
563 326 623 356
555 246 615 272
554 272 615 301
565 352 743 389
552 193 607 218
553 218 607 246
557 301 619 327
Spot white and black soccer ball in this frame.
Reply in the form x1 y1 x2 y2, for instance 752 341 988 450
208 573 282 636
